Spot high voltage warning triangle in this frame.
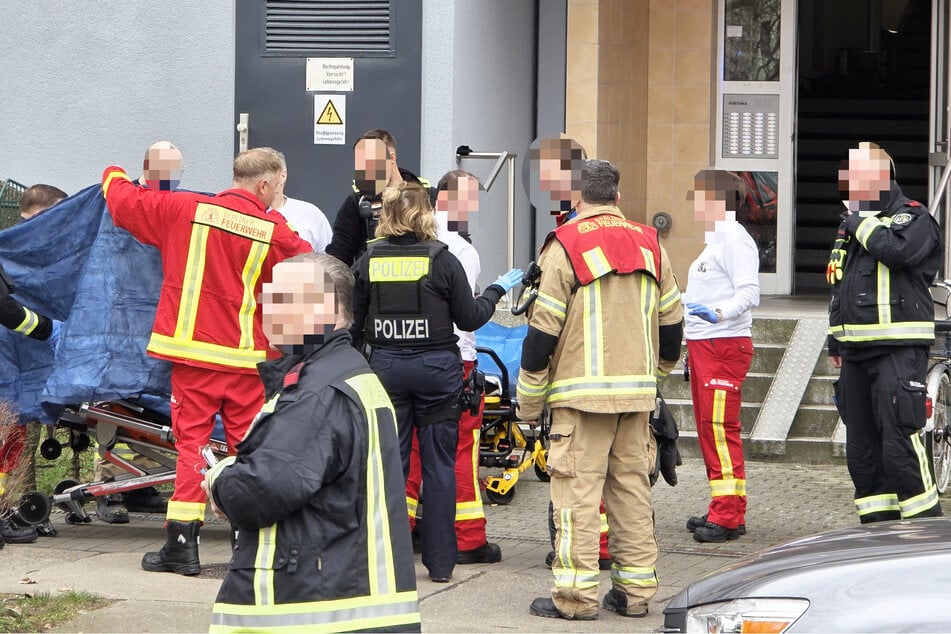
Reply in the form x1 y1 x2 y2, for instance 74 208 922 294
317 100 343 125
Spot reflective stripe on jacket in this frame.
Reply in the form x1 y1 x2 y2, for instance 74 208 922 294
828 183 941 350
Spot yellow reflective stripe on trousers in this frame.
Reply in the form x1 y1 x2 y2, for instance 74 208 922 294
166 500 206 521
552 508 599 589
237 241 270 350
610 563 658 587
709 478 746 497
405 496 418 521
547 375 656 402
210 590 420 633
148 333 266 369
829 321 935 342
535 291 567 319
599 512 609 534
102 170 131 197
877 262 891 326
581 246 612 279
175 224 210 339
581 280 604 376
854 493 900 516
455 500 485 521
14 308 39 335
254 524 278 606
710 389 734 480
901 432 940 517
456 427 484 521
345 373 399 596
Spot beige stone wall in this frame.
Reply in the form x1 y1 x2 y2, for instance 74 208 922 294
566 0 717 288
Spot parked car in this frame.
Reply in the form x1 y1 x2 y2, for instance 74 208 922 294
664 518 951 633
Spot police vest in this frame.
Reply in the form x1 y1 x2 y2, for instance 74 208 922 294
550 212 662 285
365 239 454 348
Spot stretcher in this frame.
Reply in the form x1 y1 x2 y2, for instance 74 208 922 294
477 346 550 505
34 399 228 523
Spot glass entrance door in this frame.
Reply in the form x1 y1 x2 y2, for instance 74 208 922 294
715 0 797 295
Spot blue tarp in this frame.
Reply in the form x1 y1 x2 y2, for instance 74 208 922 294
0 184 169 423
475 321 527 392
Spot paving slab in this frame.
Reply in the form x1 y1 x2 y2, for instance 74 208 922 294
0 458 867 633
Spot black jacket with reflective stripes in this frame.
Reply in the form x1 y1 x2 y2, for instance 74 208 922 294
210 330 420 633
829 182 942 356
351 234 504 351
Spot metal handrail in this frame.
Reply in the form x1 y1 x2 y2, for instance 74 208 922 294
455 146 518 272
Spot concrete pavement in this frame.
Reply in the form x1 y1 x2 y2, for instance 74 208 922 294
0 458 861 633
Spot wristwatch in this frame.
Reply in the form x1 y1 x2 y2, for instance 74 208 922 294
714 308 724 321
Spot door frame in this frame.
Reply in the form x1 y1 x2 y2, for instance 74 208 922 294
714 0 798 295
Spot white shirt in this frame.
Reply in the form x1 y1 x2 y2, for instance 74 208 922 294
435 212 481 361
272 195 333 253
683 218 760 340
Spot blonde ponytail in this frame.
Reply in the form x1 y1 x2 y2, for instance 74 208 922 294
376 182 437 241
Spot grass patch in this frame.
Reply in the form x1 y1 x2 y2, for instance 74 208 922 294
0 591 110 633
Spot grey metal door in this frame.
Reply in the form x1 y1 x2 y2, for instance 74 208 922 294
234 0 423 216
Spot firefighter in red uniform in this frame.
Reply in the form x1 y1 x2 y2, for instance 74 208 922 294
101 147 311 575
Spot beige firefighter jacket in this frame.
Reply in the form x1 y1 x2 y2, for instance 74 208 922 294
516 205 682 419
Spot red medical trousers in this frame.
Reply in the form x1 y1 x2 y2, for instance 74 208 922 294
406 360 487 550
687 337 753 529
167 363 264 523
0 424 27 477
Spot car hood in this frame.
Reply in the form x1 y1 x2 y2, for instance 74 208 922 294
664 518 951 632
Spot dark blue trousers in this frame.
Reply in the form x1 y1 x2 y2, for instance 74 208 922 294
371 347 462 578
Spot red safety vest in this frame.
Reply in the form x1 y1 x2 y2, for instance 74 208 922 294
550 212 662 285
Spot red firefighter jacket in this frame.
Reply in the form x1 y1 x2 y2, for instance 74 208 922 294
102 167 311 373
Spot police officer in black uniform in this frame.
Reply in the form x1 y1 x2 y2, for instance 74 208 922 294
828 141 943 523
326 129 434 265
351 181 522 583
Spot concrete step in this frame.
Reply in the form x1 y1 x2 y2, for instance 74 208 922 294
675 433 846 465
787 404 840 438
801 375 835 405
661 373 773 403
665 399 759 435
751 317 796 345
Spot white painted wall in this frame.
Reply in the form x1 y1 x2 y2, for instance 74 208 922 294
421 0 539 284
0 1 235 195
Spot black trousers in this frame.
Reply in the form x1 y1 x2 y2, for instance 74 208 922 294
371 347 462 578
835 346 942 522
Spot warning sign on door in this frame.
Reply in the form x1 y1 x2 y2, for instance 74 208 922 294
314 94 346 145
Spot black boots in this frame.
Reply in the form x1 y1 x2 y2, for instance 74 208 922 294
141 520 201 575
96 495 130 524
123 487 168 514
456 541 502 564
0 516 37 544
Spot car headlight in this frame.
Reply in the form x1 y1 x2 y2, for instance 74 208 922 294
686 598 809 633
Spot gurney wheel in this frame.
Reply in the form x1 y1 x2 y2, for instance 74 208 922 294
40 438 62 460
70 432 90 452
485 486 515 505
53 479 80 513
534 453 550 482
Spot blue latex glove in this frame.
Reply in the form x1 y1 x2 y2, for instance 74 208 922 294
48 319 63 351
686 302 718 324
492 269 524 293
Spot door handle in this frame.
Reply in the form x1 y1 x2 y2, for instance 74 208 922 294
236 113 250 153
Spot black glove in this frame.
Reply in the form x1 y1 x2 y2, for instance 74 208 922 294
659 441 681 486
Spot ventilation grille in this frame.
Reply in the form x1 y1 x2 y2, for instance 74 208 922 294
265 1 392 56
